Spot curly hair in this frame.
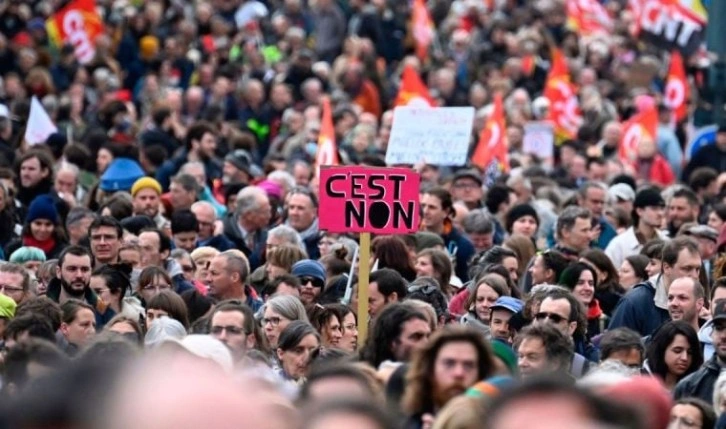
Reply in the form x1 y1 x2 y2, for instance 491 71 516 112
360 303 428 368
402 325 495 415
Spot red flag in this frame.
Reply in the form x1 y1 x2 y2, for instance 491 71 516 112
395 65 436 107
543 50 583 140
472 93 509 172
46 0 104 64
665 51 689 122
619 107 658 162
412 0 433 61
566 0 614 36
316 97 339 168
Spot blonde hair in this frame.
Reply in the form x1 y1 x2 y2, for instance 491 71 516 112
190 246 220 263
431 396 486 429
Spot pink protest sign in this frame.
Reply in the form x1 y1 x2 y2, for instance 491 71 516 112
318 166 420 234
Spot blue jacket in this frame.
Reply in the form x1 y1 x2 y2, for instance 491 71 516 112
442 226 475 282
596 217 617 250
608 279 670 337
155 150 223 191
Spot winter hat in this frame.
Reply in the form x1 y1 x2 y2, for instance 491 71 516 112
100 158 145 192
601 376 672 429
257 180 283 200
26 195 59 224
466 375 514 399
144 317 186 348
291 260 327 284
490 340 518 375
505 203 539 233
139 35 160 60
0 293 17 319
131 177 162 197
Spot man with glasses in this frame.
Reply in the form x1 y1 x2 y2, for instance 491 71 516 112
88 216 122 266
191 201 235 251
534 288 595 376
0 263 30 304
222 186 271 271
291 259 326 305
209 300 257 362
450 169 484 210
46 245 115 328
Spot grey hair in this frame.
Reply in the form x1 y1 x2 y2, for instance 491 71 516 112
556 206 591 240
578 181 608 199
462 209 494 235
180 161 206 177
268 225 306 254
506 170 532 191
578 360 637 390
267 170 296 193
56 161 80 177
191 201 217 221
265 295 309 323
171 174 200 194
235 186 267 216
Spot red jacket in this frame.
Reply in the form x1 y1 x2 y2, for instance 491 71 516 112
634 155 675 187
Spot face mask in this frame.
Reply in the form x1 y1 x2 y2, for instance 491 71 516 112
305 142 318 157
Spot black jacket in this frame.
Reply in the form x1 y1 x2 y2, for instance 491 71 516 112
674 355 721 403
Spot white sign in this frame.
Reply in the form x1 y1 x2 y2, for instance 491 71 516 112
385 107 475 166
24 96 58 146
523 122 554 159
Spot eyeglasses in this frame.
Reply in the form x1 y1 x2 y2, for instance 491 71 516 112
141 284 172 292
0 284 24 293
300 276 324 288
535 312 568 324
210 325 246 336
262 316 283 327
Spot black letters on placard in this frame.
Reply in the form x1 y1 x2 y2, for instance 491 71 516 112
368 175 386 199
335 172 414 231
368 201 390 229
325 174 346 197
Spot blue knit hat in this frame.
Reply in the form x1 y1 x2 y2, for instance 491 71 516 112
291 259 326 283
26 195 58 224
100 158 145 192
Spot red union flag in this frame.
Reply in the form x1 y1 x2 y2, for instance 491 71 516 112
46 0 104 64
566 0 614 36
472 93 509 172
665 50 689 122
412 0 433 61
316 97 339 169
543 50 583 140
619 107 658 162
395 65 435 107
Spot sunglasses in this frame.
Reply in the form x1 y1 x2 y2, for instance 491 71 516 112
535 312 568 324
300 276 324 288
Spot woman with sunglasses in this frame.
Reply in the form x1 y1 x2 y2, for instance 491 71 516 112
559 262 603 338
645 321 703 391
261 295 309 350
276 320 321 385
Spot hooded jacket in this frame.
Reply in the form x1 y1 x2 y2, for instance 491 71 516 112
608 275 670 337
46 278 115 328
674 355 721 403
699 319 714 361
165 258 195 294
441 224 475 283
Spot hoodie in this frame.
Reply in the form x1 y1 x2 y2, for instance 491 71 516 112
699 319 714 361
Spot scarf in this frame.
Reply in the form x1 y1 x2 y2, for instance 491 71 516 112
23 235 56 254
587 299 603 320
295 217 319 241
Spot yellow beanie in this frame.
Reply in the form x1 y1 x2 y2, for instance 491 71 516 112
131 177 162 197
139 36 160 61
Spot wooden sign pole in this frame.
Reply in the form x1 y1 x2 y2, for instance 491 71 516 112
357 232 371 347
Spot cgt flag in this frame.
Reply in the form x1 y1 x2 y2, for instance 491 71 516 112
46 0 104 64
394 65 436 107
543 49 583 141
664 51 689 122
316 97 339 169
566 0 614 36
619 107 658 163
472 93 509 172
411 0 434 62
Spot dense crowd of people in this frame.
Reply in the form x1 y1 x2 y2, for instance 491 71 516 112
0 0 725 428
